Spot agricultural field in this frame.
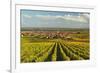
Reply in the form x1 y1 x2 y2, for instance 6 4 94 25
21 28 90 63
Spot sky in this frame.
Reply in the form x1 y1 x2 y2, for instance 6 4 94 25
20 9 90 28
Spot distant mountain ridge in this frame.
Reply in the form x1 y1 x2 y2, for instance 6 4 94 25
21 27 89 31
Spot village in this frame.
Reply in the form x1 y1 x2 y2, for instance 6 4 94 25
21 31 80 40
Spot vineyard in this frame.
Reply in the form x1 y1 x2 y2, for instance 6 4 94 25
20 9 90 63
21 34 89 63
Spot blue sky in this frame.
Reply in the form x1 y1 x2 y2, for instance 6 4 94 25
21 9 89 28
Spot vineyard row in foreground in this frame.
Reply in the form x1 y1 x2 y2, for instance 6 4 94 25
21 41 89 63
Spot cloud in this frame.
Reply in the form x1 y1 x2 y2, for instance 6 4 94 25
80 13 90 21
35 15 56 20
63 15 88 23
22 14 32 19
81 13 89 18
34 14 89 23
21 11 89 28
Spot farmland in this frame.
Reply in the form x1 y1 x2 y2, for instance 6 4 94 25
21 28 89 63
